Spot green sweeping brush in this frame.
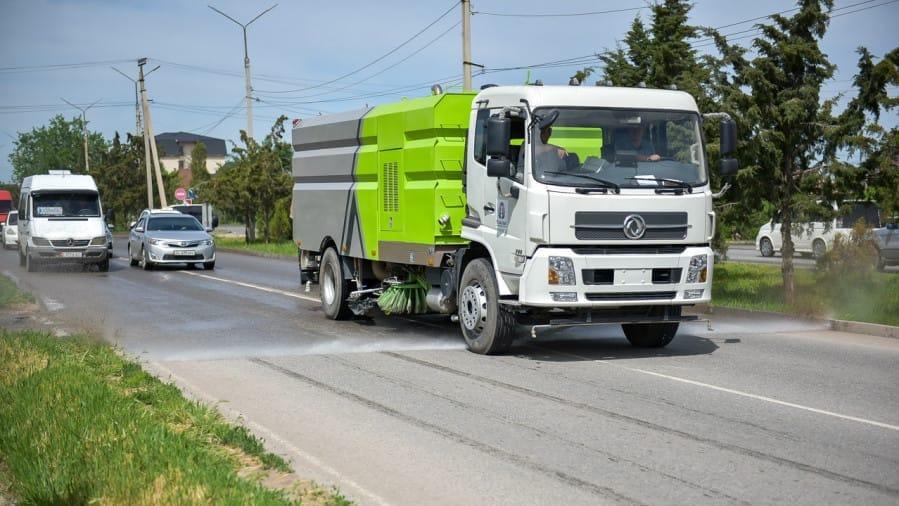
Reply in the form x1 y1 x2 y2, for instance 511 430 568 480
378 274 429 315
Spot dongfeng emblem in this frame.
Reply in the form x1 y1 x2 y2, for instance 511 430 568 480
623 214 646 239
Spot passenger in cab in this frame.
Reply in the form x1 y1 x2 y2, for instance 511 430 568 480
616 126 661 162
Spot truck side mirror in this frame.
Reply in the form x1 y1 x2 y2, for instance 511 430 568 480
486 116 511 157
487 158 514 178
720 158 739 176
720 119 737 155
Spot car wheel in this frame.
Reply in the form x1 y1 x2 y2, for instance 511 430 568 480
458 258 515 355
128 244 139 266
812 239 826 260
319 247 351 320
141 247 154 271
203 261 215 270
25 249 38 273
759 237 774 257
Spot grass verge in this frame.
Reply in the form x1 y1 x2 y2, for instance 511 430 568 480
214 235 296 258
0 330 351 505
713 262 899 326
0 274 32 309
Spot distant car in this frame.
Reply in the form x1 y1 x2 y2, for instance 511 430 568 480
3 211 18 249
128 211 215 270
874 221 899 271
756 201 881 259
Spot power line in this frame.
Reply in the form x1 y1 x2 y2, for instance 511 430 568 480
260 1 459 94
0 58 135 74
472 6 642 17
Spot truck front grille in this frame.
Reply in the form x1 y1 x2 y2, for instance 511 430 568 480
574 212 688 240
50 239 90 247
585 291 677 301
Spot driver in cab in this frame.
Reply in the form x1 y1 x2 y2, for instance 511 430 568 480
616 126 661 162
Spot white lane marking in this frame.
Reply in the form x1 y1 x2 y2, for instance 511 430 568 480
149 361 391 506
179 270 320 303
539 347 899 432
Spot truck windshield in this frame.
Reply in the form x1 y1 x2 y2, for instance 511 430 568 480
531 108 706 189
32 192 100 218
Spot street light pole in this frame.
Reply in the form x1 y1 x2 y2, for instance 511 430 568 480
111 66 156 136
138 58 167 209
61 98 101 172
209 3 277 140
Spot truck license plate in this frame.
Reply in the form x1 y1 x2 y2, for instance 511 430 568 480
174 250 195 256
617 269 650 285
61 251 82 258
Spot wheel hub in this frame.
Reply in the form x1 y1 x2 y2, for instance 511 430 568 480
322 263 336 305
459 283 487 332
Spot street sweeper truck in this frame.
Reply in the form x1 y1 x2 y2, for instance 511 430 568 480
292 84 739 354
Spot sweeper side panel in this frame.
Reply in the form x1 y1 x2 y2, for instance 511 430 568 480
292 92 475 265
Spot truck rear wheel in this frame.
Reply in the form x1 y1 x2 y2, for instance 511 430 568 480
320 247 352 320
622 307 680 348
458 258 515 355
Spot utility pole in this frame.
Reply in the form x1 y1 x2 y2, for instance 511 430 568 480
462 0 472 91
111 66 156 136
209 3 277 140
138 58 167 208
61 98 100 172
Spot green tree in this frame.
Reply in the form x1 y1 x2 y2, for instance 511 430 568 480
8 115 107 182
207 116 292 243
720 0 839 303
92 133 148 227
190 141 211 188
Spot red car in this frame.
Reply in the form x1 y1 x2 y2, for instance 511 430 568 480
0 190 13 231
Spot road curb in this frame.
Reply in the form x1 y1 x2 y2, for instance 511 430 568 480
695 304 899 339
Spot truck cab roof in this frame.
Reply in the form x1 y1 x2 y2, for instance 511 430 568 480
475 85 700 113
22 173 98 192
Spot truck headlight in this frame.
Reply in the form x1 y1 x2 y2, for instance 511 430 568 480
548 256 576 285
686 254 708 283
90 236 106 245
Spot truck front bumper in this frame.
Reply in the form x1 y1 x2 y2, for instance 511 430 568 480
31 245 108 264
517 245 713 308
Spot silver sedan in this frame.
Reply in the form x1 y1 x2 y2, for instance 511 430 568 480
128 214 215 270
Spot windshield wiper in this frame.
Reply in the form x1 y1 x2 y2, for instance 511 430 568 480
625 176 693 194
542 171 620 194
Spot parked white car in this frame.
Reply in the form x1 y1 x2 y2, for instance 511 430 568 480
3 211 18 249
755 202 881 259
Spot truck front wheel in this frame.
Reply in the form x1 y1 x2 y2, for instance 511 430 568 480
622 307 680 348
320 247 352 320
458 258 515 355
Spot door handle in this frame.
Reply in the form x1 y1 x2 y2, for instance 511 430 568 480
484 203 495 215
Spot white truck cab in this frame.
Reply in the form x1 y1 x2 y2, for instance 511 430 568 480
17 171 111 272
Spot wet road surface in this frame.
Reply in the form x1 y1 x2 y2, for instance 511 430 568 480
2 239 898 505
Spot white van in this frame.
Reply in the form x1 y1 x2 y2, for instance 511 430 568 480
17 171 111 272
755 201 881 259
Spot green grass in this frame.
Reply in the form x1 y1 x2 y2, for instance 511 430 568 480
214 235 296 258
713 262 899 326
0 331 351 505
0 274 32 308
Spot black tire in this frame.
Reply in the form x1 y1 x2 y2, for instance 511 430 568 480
204 261 215 271
97 258 109 272
458 258 515 355
812 239 826 260
759 237 774 257
128 245 139 266
141 247 154 271
319 247 351 320
25 250 38 273
622 306 680 348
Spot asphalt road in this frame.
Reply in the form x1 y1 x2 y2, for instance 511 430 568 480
2 239 898 505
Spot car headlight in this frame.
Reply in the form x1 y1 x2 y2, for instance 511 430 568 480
148 238 163 245
202 239 213 246
686 254 708 283
548 256 576 285
32 236 50 246
90 236 107 245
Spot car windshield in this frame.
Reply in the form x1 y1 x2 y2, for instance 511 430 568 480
531 108 706 189
7 213 17 225
147 217 203 231
33 192 100 217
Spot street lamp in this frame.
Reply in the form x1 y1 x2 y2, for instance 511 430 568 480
61 98 101 172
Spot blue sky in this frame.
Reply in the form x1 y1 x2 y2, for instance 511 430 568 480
1 0 897 182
